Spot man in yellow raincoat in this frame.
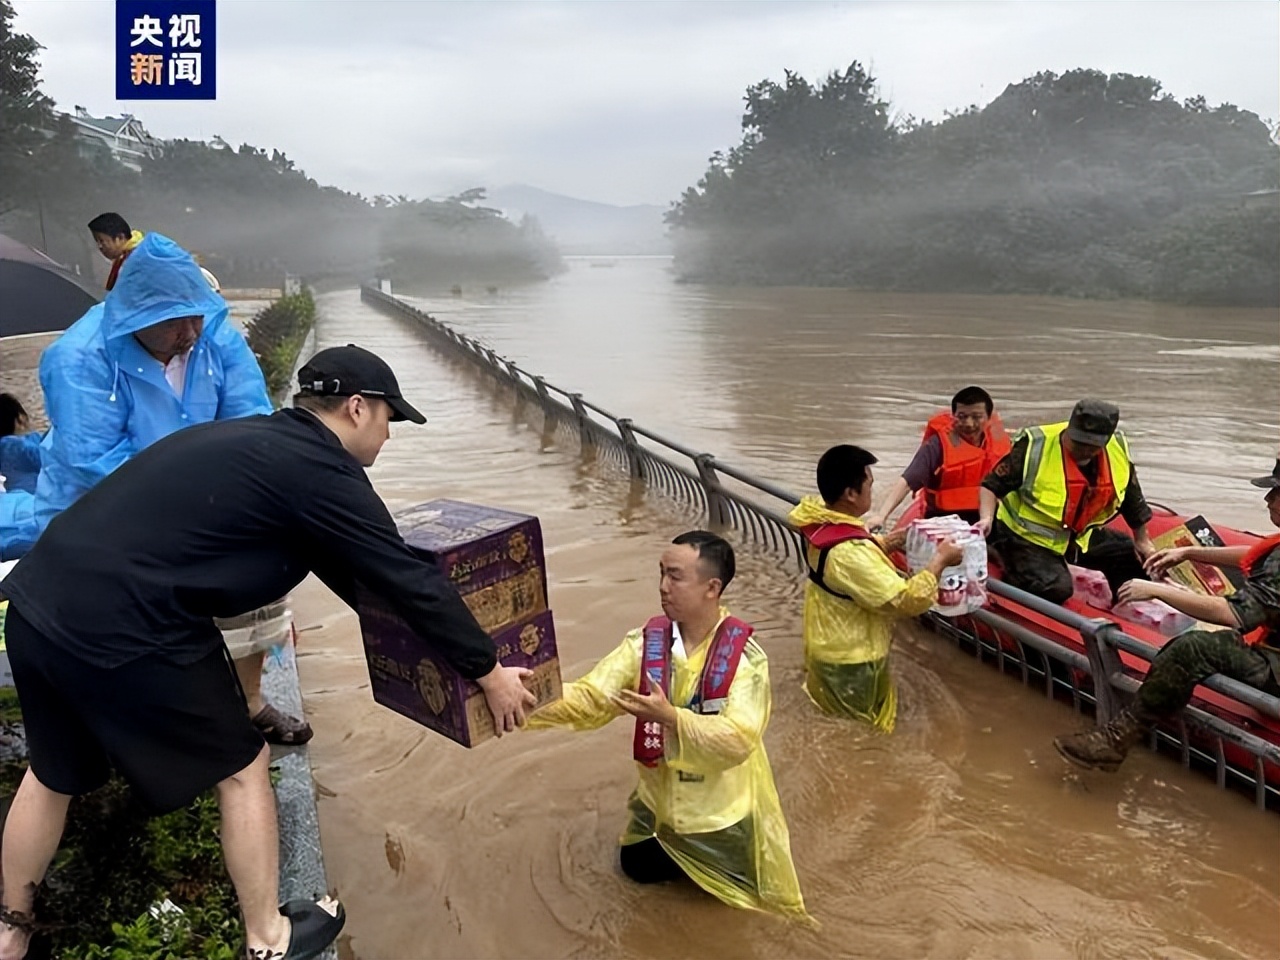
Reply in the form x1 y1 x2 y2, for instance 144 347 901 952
527 530 807 920
788 445 964 732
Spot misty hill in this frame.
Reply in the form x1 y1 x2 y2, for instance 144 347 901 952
669 65 1279 306
486 184 670 256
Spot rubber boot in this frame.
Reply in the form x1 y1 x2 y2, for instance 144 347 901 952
1053 707 1152 773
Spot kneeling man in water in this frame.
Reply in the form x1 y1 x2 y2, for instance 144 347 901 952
526 531 808 920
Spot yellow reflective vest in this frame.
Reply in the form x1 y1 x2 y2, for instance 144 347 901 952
996 422 1132 554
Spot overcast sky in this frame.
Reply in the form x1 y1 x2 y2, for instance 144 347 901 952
12 1 1279 207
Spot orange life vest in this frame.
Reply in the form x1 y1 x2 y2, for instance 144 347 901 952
921 411 1011 514
1061 444 1117 534
1240 533 1280 648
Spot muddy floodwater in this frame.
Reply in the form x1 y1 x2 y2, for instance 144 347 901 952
291 262 1278 959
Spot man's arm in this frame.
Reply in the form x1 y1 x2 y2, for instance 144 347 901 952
1116 581 1237 626
978 437 1027 537
525 631 641 731
35 332 135 519
295 463 537 730
295 466 498 679
212 324 274 419
865 438 938 531
1146 544 1250 578
1119 467 1155 557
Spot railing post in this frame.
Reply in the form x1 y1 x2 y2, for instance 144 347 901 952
694 454 730 528
568 393 593 449
1082 620 1127 725
532 376 552 409
616 418 645 480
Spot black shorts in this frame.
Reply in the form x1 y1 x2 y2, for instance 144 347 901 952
5 605 265 814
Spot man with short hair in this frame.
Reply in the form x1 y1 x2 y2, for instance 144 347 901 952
87 212 144 291
0 345 536 960
864 385 1010 530
1054 456 1280 772
789 445 964 732
526 531 807 919
978 399 1155 605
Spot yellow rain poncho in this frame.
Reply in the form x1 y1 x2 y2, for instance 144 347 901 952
527 608 808 920
787 496 939 732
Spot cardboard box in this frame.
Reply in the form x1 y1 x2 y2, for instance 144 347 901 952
357 500 561 747
395 499 548 634
360 605 561 747
1151 515 1245 597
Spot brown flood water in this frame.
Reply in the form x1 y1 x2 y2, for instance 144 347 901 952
296 262 1280 960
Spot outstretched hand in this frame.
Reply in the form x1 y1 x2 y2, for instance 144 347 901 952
477 664 536 735
1144 546 1190 579
613 682 677 726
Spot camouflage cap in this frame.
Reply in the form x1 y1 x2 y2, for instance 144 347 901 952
1065 399 1120 447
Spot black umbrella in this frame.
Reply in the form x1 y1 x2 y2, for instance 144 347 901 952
0 234 101 338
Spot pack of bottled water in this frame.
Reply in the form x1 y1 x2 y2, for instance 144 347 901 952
905 515 988 616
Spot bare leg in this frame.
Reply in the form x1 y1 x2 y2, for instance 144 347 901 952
0 770 73 960
234 650 267 716
215 745 289 955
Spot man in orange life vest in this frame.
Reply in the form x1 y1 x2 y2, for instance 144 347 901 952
525 531 806 919
864 385 1010 531
1055 455 1280 771
977 399 1156 605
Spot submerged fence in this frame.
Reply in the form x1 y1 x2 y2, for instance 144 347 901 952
361 284 1280 808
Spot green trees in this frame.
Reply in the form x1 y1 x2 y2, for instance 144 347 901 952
0 0 561 288
669 66 1279 304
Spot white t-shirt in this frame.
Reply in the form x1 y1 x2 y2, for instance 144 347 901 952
164 349 192 397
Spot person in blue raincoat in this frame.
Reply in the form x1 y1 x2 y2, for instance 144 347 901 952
0 234 311 742
0 394 42 495
0 233 272 557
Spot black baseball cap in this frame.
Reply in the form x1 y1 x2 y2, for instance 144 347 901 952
1250 458 1280 491
1066 398 1120 447
296 344 425 424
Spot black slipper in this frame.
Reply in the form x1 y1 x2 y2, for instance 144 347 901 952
278 898 345 960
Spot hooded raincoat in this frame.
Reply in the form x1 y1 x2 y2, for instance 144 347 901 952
526 608 808 920
787 496 940 732
0 234 271 560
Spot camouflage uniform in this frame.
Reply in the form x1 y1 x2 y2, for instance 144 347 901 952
1134 544 1280 721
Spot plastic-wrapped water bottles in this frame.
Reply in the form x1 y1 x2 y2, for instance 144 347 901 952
1111 598 1196 637
1067 564 1113 610
905 515 988 616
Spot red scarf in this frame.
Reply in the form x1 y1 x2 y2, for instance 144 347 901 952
632 614 753 767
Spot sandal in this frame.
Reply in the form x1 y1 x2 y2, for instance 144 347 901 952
252 704 314 746
246 898 344 960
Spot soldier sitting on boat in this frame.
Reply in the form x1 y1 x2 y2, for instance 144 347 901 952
976 399 1156 605
864 385 1011 531
1054 456 1280 771
526 531 808 920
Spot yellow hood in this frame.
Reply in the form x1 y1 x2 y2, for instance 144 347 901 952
787 495 865 529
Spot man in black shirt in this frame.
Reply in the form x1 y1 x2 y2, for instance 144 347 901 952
0 345 534 960
977 399 1155 605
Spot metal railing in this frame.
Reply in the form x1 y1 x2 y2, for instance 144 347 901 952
361 285 806 566
361 284 1280 808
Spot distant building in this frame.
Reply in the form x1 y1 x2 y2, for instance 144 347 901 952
67 106 162 171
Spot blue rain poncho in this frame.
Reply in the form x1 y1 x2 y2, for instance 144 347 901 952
0 234 271 560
